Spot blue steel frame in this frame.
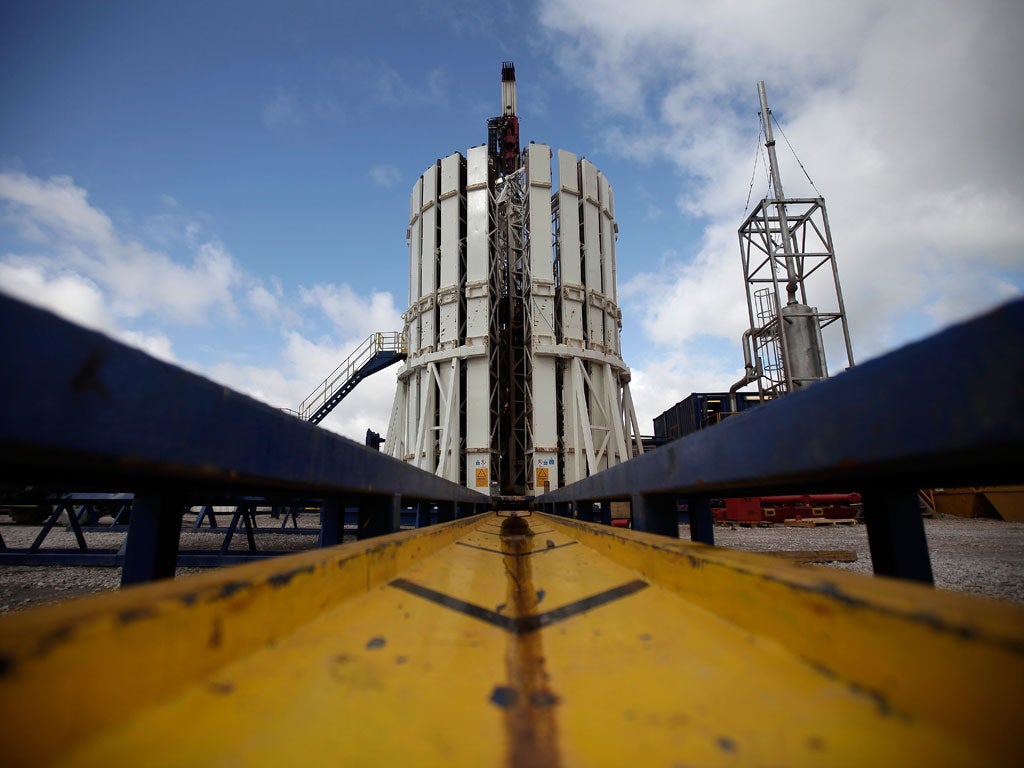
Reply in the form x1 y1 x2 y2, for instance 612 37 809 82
537 298 1024 584
0 295 486 585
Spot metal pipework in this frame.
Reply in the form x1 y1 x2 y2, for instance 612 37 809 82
728 329 762 411
758 81 798 305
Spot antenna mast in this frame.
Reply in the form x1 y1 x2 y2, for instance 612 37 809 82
734 81 856 401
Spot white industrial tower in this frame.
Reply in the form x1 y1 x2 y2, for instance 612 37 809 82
385 63 643 496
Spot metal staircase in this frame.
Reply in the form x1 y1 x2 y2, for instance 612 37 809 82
298 331 406 425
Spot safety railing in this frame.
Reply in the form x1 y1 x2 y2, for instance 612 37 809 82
537 297 1024 584
297 331 406 421
0 295 479 584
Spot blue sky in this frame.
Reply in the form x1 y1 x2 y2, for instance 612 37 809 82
3 0 1023 440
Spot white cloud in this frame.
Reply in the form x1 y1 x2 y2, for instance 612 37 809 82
118 329 177 363
246 276 299 326
0 259 180 362
0 171 242 325
369 164 402 189
300 282 402 336
262 85 305 128
0 259 114 332
0 169 401 443
541 0 1024 399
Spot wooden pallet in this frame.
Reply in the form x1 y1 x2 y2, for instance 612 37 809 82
783 518 858 528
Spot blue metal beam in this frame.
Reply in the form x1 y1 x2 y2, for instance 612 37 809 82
0 294 481 506
539 298 1024 501
536 298 1024 583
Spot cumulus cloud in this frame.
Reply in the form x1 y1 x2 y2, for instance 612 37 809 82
0 259 115 332
0 168 405 442
300 282 402 336
369 164 402 189
0 171 242 324
539 0 1024 420
262 85 306 128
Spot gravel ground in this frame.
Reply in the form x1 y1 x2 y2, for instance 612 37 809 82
1 513 1021 614
711 514 1024 604
0 511 331 614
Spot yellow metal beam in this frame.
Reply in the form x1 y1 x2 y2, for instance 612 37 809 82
1 512 1022 766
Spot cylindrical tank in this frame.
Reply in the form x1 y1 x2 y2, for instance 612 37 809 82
780 303 827 389
384 145 643 495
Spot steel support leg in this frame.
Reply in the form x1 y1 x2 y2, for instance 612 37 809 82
579 501 598 523
631 493 679 538
688 495 715 545
358 494 401 539
862 487 934 584
416 500 432 528
121 493 183 586
599 501 612 526
319 498 344 547
436 501 455 523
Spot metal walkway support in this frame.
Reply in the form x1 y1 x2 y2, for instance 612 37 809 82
297 331 406 424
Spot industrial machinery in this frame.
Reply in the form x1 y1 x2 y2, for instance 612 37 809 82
385 63 643 496
734 82 855 400
1 66 1023 766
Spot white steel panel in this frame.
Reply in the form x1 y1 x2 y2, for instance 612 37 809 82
599 180 619 357
556 150 581 285
409 177 423 303
528 144 556 348
599 171 617 307
596 172 615 353
531 356 557 450
466 146 489 283
438 153 462 348
408 176 423 356
465 146 490 345
527 143 553 281
419 163 438 353
581 160 605 351
439 153 462 289
527 142 552 185
581 160 602 291
420 163 438 298
557 151 584 350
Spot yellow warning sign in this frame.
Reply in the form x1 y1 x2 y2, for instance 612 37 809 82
475 468 488 487
536 467 549 485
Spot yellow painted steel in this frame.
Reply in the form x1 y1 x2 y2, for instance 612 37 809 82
1 512 1023 767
